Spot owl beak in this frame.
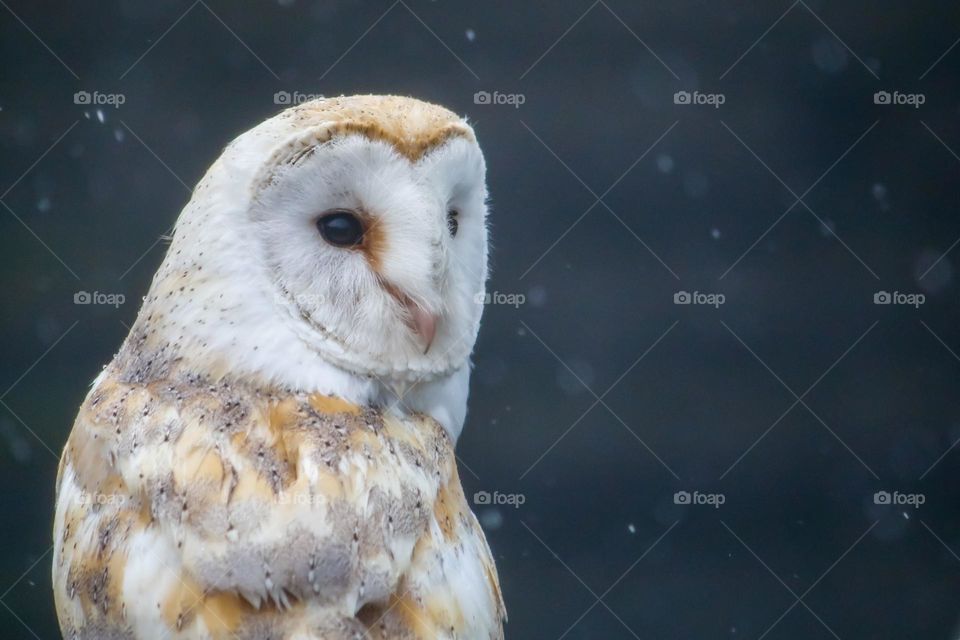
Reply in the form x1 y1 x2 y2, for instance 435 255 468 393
406 301 438 353
387 286 438 353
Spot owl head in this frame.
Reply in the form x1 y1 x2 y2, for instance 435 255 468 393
131 96 489 393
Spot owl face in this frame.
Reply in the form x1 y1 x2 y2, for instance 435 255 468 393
251 128 488 378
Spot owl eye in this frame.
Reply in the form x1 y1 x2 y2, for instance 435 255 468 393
447 209 459 237
316 210 364 247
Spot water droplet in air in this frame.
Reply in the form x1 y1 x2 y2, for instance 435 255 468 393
811 37 848 74
683 170 709 198
0 420 32 463
556 359 595 396
480 508 503 530
819 218 836 237
871 182 890 211
915 248 953 294
656 154 674 174
527 285 547 307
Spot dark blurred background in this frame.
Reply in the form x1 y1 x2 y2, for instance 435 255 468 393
3 1 960 638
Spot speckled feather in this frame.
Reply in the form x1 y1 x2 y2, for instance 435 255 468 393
53 360 504 639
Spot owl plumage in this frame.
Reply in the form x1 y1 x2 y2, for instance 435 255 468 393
53 95 505 639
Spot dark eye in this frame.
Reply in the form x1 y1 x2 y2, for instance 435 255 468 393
316 210 364 247
447 209 459 237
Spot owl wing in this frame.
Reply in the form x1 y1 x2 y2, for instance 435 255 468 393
53 371 505 639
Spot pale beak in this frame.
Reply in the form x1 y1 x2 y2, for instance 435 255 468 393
387 290 437 353
404 299 438 353
384 282 440 353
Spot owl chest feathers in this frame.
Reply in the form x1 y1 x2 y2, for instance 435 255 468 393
52 364 504 639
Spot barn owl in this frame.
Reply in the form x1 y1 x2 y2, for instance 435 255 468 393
52 95 505 639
